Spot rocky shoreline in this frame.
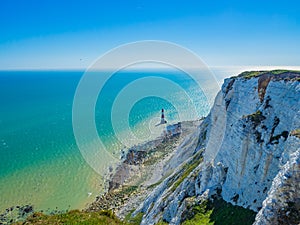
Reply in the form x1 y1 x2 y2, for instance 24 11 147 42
0 205 33 225
86 120 202 219
0 204 71 225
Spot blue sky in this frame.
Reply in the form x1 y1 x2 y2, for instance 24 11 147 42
0 0 299 69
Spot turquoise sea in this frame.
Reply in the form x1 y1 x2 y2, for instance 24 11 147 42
0 69 218 213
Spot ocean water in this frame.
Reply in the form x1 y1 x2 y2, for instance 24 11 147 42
0 69 218 213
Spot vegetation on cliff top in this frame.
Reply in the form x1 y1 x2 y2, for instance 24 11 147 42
235 70 300 80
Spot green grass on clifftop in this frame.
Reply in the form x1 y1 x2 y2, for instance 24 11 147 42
236 70 300 80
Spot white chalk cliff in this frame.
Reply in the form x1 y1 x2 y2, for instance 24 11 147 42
134 71 300 225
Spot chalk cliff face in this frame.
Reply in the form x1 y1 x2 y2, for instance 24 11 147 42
135 71 300 225
204 72 300 211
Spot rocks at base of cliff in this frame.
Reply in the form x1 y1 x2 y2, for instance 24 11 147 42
0 205 33 224
108 122 185 191
87 186 143 214
88 121 201 220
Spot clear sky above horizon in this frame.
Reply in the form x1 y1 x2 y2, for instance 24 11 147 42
0 0 299 70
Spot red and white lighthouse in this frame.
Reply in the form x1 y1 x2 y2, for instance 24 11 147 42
161 108 167 124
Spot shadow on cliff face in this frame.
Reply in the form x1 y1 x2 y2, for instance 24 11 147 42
182 194 256 225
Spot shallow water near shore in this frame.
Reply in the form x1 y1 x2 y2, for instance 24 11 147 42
0 69 216 213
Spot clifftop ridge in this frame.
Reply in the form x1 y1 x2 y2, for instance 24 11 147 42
234 69 300 81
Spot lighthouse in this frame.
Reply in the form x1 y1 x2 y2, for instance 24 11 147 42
161 108 167 124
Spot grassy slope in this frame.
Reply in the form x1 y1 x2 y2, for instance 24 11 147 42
14 210 140 225
183 198 256 225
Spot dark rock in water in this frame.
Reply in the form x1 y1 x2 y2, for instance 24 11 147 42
0 204 34 224
22 205 33 214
